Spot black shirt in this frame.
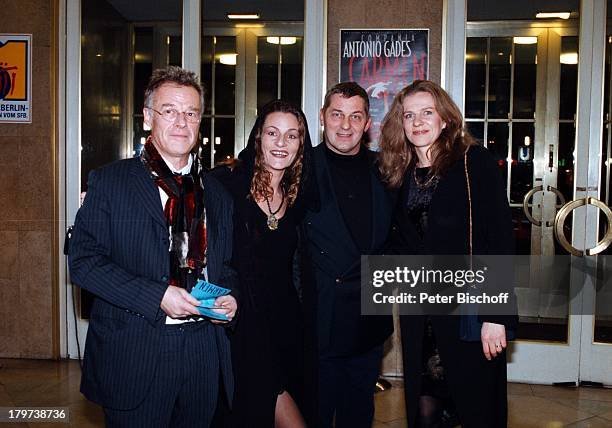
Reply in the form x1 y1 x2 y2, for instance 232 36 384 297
324 143 372 253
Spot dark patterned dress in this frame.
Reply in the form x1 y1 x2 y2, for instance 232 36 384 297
404 167 451 401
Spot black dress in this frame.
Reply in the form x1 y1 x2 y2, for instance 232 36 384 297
245 200 302 398
230 199 303 427
212 163 305 428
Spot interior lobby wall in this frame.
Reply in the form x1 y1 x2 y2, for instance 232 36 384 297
0 0 57 358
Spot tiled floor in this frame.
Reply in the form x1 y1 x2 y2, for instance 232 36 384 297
1 358 611 427
373 380 612 428
0 359 103 427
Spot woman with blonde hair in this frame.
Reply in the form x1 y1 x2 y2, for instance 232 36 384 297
213 100 315 427
379 80 516 428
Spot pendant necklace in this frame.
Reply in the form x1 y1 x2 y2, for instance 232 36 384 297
413 167 438 190
265 192 285 230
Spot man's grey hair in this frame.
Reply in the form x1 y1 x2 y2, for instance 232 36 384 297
144 66 205 111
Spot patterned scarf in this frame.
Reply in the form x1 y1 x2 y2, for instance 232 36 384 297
140 137 207 291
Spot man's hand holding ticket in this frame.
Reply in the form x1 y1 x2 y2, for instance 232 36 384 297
190 280 237 322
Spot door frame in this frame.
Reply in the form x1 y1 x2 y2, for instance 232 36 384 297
575 0 612 386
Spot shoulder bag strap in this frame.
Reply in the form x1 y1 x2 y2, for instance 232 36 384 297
464 150 473 256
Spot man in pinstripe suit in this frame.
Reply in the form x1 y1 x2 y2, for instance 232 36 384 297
69 66 238 428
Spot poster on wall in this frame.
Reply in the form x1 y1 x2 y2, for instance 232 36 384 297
339 29 429 147
0 34 32 123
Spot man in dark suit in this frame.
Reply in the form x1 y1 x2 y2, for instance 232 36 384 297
301 82 394 427
69 66 237 428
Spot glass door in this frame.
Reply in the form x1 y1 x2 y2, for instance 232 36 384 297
198 24 303 169
132 23 183 157
466 22 582 384
466 2 612 386
578 7 612 384
200 33 238 168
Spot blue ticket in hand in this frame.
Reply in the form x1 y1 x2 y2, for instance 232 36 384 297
191 280 231 321
191 279 230 300
197 306 229 321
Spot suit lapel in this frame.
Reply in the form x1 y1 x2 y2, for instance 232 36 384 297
369 168 391 251
202 174 221 283
129 159 167 228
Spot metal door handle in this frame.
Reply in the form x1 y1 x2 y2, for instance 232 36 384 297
553 197 612 256
522 185 567 227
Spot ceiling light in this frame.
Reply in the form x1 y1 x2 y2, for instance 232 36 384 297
227 13 260 20
266 36 297 45
219 53 237 65
536 12 571 19
513 37 537 45
560 52 578 64
235 23 265 28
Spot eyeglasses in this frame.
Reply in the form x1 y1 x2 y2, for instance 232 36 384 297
147 107 201 123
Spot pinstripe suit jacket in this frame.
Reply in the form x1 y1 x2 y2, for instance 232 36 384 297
69 157 237 410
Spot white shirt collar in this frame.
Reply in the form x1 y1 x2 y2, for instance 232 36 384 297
160 153 193 175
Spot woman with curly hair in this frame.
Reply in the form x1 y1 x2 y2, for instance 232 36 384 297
213 100 315 428
379 80 516 428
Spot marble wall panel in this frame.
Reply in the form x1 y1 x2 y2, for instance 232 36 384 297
18 137 53 222
0 278 21 357
0 0 56 359
0 138 21 166
0 231 19 280
3 0 52 47
18 230 53 358
0 158 21 221
364 0 407 27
